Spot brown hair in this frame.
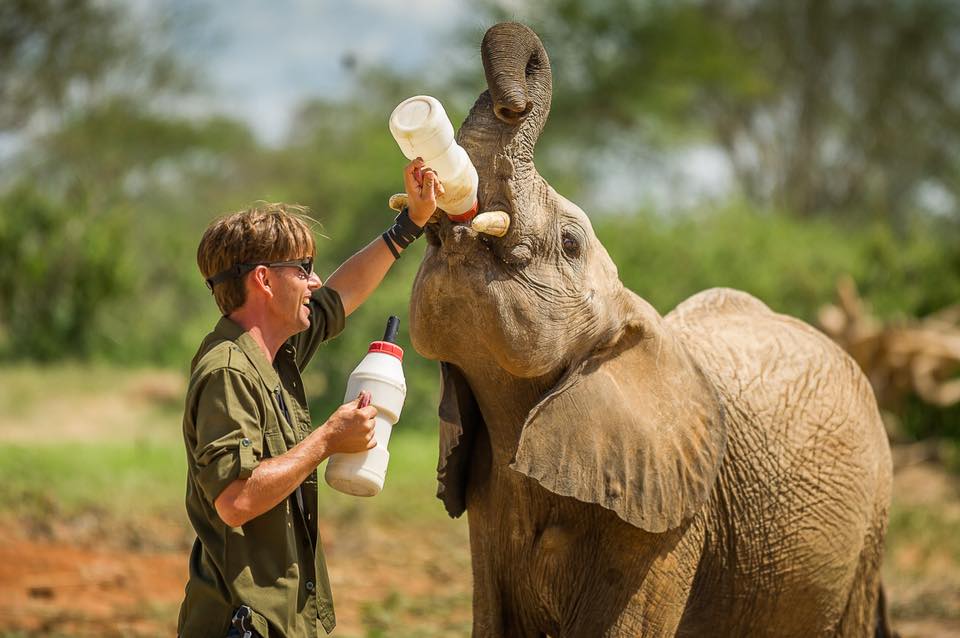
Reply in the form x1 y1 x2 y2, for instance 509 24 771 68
197 203 318 314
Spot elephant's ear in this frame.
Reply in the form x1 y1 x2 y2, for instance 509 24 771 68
436 362 483 518
511 311 726 533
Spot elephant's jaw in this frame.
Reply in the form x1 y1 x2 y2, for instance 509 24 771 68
410 215 562 378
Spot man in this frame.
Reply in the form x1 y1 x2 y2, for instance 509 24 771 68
178 159 442 637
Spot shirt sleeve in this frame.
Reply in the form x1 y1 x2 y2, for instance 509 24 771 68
289 285 346 370
192 368 265 505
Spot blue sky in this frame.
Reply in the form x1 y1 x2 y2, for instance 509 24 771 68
140 0 478 143
120 0 732 209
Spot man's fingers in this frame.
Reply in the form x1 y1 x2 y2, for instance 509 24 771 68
356 391 371 409
404 158 425 193
421 170 438 204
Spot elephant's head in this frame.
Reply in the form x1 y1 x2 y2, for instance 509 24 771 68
410 22 726 534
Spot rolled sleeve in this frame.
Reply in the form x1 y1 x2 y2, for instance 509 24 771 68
192 368 265 504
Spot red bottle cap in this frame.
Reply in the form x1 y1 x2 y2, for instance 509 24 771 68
446 200 478 224
368 340 403 361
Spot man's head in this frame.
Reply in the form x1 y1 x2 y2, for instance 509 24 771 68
198 203 318 317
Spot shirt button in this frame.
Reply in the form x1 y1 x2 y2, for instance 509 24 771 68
305 580 315 592
241 438 251 447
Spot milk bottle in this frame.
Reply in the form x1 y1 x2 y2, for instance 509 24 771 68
389 95 479 222
324 317 407 497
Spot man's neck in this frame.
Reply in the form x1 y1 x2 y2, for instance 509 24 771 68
228 308 287 364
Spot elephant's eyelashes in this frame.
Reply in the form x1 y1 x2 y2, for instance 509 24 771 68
561 231 581 258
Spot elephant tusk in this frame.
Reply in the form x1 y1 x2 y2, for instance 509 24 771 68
471 211 510 237
388 193 408 212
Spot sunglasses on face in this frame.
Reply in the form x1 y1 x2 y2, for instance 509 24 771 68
205 257 314 290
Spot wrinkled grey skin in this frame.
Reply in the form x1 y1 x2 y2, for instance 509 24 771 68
409 22 893 638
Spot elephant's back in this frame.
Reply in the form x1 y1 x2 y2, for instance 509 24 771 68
666 287 893 636
666 286 890 500
666 288 881 446
666 288 885 450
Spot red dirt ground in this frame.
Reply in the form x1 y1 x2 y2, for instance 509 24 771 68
1 459 959 636
0 518 471 637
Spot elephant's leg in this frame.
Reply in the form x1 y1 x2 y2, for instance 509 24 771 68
466 433 546 637
563 515 706 638
468 520 552 637
469 561 506 637
832 513 888 637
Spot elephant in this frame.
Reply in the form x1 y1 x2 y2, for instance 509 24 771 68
407 22 894 638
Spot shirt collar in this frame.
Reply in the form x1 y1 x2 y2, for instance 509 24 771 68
213 316 282 389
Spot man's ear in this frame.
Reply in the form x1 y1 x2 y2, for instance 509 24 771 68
248 266 273 297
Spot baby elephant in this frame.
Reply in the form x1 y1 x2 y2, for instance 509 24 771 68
409 21 893 638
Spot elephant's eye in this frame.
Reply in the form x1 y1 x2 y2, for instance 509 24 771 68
561 231 581 258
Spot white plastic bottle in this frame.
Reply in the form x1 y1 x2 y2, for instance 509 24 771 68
389 95 479 222
324 317 407 497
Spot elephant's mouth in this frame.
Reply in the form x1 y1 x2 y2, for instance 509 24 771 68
424 215 485 260
426 206 533 268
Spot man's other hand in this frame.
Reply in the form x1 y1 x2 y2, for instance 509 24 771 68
321 396 378 454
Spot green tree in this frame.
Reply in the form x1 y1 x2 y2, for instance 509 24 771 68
0 0 187 133
0 187 133 360
480 0 960 221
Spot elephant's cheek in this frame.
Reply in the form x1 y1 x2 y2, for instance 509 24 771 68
410 263 489 362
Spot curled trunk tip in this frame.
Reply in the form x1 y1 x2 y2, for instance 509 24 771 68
481 22 552 127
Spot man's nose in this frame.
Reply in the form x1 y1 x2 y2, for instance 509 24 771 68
308 272 322 289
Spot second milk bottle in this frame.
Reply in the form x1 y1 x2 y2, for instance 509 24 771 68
324 316 407 497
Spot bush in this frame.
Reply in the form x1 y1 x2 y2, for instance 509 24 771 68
0 186 134 360
596 203 960 325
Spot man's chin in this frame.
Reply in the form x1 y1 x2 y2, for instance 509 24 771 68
297 311 311 331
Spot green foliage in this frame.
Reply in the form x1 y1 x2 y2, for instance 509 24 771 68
0 187 134 360
479 0 960 221
597 203 960 325
0 0 189 131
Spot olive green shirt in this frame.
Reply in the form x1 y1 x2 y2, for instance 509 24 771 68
178 286 345 638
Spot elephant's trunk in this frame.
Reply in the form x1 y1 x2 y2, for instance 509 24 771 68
482 22 552 130
454 22 553 251
457 23 552 170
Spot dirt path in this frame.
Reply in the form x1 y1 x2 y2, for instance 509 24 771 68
0 454 958 636
0 537 184 636
0 519 470 637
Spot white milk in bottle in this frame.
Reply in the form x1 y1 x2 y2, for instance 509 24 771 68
389 95 479 222
324 316 407 497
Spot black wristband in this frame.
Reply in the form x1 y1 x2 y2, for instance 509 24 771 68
383 206 424 253
395 206 425 239
387 206 422 248
381 231 401 259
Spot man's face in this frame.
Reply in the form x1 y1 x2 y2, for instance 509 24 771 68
266 258 321 337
